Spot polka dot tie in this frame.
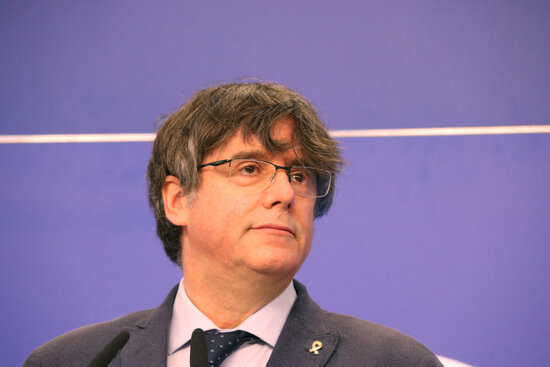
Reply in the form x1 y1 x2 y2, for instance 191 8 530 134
204 329 258 367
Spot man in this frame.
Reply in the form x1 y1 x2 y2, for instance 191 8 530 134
24 82 443 366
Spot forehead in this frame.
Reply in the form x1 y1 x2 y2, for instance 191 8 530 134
205 118 304 164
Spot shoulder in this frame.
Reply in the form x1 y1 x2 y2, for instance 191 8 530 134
291 281 442 367
323 311 442 366
24 284 179 367
23 308 154 367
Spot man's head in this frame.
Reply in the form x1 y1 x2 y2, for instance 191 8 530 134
147 82 343 267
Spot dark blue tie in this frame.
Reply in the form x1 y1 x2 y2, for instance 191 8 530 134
204 329 258 367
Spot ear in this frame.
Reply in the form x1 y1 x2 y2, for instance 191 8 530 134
162 175 191 226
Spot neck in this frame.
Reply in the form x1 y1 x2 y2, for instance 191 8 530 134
183 269 291 329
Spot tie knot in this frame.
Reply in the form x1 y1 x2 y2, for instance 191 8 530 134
204 329 257 366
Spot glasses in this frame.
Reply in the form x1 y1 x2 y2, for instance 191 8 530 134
198 158 332 198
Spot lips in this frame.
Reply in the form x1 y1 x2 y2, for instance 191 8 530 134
250 224 295 236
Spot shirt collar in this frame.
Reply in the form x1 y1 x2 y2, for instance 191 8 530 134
168 279 297 354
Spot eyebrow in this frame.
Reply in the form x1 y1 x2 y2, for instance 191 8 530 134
231 150 267 160
230 150 306 167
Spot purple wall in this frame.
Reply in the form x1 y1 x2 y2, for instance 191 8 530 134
1 1 549 366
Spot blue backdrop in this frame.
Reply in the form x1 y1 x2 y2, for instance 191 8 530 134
1 1 549 366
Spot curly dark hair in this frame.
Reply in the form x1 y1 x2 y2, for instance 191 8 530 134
147 82 343 266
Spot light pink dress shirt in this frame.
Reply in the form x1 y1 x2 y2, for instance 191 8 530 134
167 279 297 367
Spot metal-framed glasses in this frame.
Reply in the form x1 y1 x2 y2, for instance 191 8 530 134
198 158 332 198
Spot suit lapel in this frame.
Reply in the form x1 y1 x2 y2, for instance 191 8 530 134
267 281 340 367
115 281 337 367
120 286 178 367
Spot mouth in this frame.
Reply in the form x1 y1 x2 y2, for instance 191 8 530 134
250 224 295 236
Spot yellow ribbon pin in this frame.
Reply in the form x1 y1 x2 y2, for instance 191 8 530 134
309 341 323 355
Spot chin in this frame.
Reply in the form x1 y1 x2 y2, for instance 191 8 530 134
246 253 306 277
254 264 298 276
239 235 311 276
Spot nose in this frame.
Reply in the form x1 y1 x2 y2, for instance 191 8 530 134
262 168 295 209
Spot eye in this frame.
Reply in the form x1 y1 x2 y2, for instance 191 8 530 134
242 164 258 175
233 160 263 176
290 169 307 183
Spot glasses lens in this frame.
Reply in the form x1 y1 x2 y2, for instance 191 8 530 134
290 167 331 198
228 159 272 188
227 159 331 198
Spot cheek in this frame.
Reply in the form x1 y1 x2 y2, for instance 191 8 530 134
299 201 315 230
294 202 315 254
192 190 255 240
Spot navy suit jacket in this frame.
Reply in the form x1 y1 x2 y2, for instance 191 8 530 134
24 281 442 367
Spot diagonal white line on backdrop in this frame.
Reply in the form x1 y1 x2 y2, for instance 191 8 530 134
329 125 550 137
0 133 156 144
0 125 549 144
